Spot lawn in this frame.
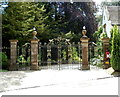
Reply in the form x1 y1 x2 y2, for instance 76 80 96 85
0 69 8 72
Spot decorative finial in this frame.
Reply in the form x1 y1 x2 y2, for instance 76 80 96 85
33 27 36 31
32 27 38 39
82 26 87 37
83 26 86 30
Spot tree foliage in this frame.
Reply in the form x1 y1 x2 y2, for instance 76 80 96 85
111 25 120 71
38 2 68 42
0 52 8 69
93 26 103 57
2 2 48 46
62 2 97 39
101 1 120 6
2 2 97 46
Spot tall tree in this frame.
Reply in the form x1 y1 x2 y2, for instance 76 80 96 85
62 2 97 38
42 2 68 38
2 2 48 46
43 2 97 42
2 2 97 45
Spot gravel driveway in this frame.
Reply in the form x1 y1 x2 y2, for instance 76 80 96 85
0 71 27 92
0 65 118 95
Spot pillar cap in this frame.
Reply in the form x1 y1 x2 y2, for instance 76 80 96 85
9 40 18 42
80 37 90 41
30 39 40 42
102 37 110 40
102 37 110 42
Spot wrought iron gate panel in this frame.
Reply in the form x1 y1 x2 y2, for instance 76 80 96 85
38 41 82 70
17 43 31 70
14 41 99 71
88 42 103 69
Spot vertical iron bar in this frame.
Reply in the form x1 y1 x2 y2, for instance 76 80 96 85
39 42 41 69
68 43 72 69
17 46 19 70
89 45 91 67
78 42 80 70
28 43 30 70
47 43 51 69
58 45 61 70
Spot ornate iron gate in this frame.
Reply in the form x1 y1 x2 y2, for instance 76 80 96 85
16 43 31 70
38 37 82 70
8 38 99 71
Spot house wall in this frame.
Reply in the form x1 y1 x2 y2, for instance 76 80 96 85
102 6 120 38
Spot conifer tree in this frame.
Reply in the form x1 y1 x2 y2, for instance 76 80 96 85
111 25 120 71
2 2 48 45
43 2 68 38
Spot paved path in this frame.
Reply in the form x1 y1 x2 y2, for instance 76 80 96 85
0 66 118 96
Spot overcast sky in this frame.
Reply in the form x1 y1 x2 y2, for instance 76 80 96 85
93 0 105 5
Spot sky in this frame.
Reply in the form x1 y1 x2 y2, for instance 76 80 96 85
93 0 119 5
93 0 105 5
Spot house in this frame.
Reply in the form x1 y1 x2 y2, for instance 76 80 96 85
102 6 120 38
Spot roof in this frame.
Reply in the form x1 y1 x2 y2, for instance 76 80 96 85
107 6 120 25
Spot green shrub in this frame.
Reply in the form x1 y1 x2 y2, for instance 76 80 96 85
93 26 104 58
91 56 103 68
93 26 104 67
62 49 67 61
61 47 81 63
72 47 81 62
93 26 103 42
0 52 8 69
111 25 120 71
27 56 30 64
17 55 27 67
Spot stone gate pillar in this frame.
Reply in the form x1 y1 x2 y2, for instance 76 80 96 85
102 37 110 69
30 39 39 70
80 27 90 70
9 40 18 71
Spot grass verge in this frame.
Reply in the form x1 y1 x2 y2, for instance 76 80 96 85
0 69 8 72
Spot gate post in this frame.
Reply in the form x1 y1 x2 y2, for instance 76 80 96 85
30 39 39 70
9 40 18 71
80 27 90 70
102 37 110 69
